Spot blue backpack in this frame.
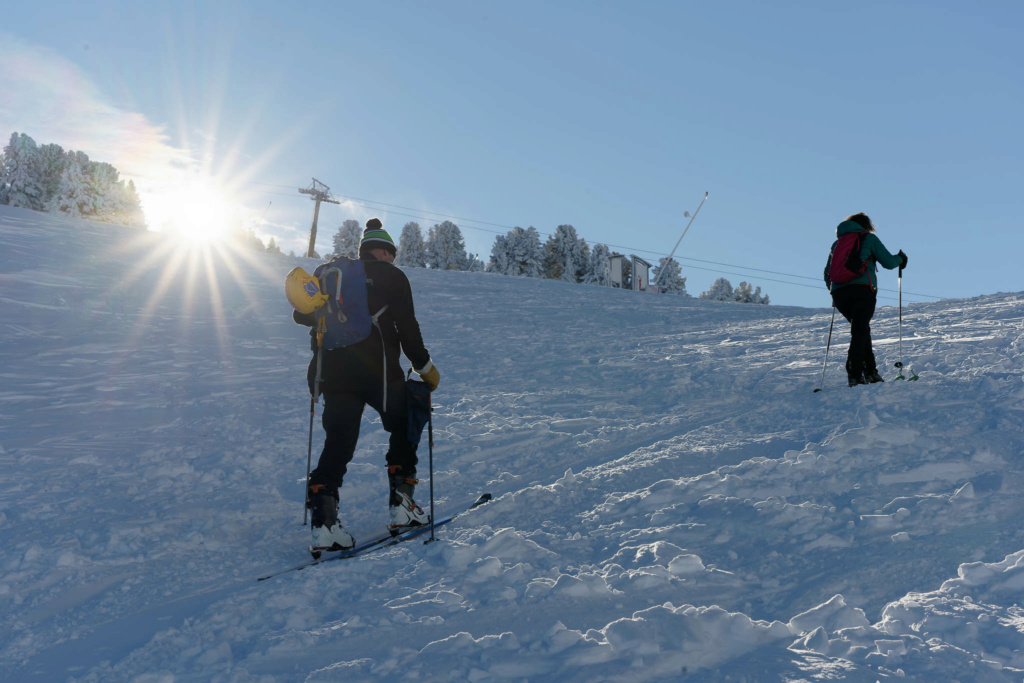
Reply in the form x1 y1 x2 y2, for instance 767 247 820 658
314 257 385 350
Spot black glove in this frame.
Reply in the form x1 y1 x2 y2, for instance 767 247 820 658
898 250 908 269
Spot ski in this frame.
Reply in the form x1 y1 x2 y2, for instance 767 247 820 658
257 493 492 582
894 360 919 381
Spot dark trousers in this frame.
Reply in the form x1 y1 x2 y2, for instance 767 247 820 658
308 380 417 496
832 285 878 377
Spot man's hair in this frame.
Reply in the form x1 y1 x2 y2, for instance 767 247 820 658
359 242 396 260
845 212 876 233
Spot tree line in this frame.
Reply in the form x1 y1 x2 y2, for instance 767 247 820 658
0 130 767 303
0 132 145 228
324 219 769 303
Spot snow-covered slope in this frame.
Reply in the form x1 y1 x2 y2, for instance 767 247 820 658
2 204 1024 681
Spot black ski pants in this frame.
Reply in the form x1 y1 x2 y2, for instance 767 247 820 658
308 379 417 496
832 285 878 377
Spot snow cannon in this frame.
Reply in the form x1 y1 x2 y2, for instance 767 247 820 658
285 267 329 314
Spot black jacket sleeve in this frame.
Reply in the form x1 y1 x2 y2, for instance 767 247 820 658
382 265 431 370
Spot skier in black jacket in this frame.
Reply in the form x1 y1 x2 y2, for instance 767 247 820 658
292 218 440 550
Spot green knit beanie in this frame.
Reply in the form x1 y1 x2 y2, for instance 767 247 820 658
360 217 396 252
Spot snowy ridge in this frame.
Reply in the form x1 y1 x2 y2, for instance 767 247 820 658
2 204 1024 680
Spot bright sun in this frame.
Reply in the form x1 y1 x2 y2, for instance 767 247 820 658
147 180 238 245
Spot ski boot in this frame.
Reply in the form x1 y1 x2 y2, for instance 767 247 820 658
388 467 429 535
863 356 884 383
308 484 354 557
846 360 867 387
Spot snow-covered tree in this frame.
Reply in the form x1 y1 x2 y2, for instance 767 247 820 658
87 161 123 220
487 234 512 275
396 221 426 267
576 238 591 282
332 219 362 259
117 179 146 228
544 224 588 282
37 142 67 205
47 150 94 218
733 281 770 304
505 226 545 277
266 237 283 255
0 132 146 226
425 220 468 270
651 256 689 296
0 132 44 210
583 243 612 286
700 277 734 301
465 253 485 272
698 278 769 304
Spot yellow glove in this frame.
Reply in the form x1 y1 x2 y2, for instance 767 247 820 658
416 360 440 391
285 267 329 314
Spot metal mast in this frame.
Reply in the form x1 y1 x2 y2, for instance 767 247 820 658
298 178 340 258
655 191 709 286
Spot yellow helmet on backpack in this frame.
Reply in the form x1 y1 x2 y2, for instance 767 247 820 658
285 267 329 314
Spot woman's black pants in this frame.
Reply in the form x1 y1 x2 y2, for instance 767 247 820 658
831 286 878 378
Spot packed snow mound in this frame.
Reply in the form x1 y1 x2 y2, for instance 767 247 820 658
2 204 1024 680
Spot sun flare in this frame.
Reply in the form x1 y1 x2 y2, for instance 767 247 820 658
146 179 240 245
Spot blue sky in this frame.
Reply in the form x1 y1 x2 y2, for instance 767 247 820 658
2 1 1021 307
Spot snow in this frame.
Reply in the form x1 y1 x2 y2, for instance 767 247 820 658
2 203 1024 681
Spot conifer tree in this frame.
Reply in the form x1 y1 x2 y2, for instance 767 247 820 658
89 161 123 220
119 179 146 228
487 234 512 275
733 281 770 304
396 221 427 267
583 243 612 286
0 132 44 210
652 257 689 296
506 226 545 277
544 224 588 282
37 143 67 206
47 150 93 218
576 238 591 283
700 277 734 301
425 220 468 270
332 219 362 259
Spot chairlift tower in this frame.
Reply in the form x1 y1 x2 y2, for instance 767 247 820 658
299 178 340 258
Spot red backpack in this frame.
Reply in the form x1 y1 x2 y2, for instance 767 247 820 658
827 232 869 286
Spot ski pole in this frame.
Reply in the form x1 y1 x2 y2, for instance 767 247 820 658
304 318 326 525
813 307 837 393
424 403 437 544
895 265 904 377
